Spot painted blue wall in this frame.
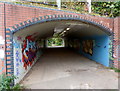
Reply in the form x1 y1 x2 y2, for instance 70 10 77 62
79 35 110 67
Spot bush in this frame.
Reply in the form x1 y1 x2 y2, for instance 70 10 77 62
110 67 120 72
0 74 24 90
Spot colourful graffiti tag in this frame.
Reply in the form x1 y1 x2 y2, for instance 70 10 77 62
22 35 37 70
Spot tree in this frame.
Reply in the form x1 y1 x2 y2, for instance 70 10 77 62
92 1 120 17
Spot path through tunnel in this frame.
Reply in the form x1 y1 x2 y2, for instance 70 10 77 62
12 19 113 87
20 48 117 89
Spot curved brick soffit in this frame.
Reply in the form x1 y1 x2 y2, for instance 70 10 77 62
6 14 113 36
5 14 114 75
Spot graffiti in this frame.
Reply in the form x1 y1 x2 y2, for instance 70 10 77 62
37 39 44 48
16 50 22 63
82 40 94 55
22 35 37 70
15 50 22 76
17 36 22 41
0 58 6 74
14 42 21 48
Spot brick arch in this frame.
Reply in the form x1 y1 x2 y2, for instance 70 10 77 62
5 14 114 75
10 14 113 35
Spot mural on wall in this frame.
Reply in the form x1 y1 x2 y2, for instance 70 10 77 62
82 40 94 55
22 35 37 70
13 33 41 83
68 39 81 49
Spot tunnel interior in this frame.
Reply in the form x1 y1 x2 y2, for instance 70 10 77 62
13 20 111 83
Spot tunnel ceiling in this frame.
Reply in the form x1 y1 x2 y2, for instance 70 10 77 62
14 20 108 40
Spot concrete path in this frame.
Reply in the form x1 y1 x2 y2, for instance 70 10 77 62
20 48 118 89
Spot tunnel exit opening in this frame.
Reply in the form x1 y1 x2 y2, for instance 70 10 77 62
46 37 65 48
6 16 113 84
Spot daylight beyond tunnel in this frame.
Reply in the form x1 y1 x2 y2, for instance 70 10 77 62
13 20 110 83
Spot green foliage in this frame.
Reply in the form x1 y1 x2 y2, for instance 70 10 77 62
14 1 120 17
0 74 24 90
110 67 120 72
61 2 86 11
15 2 23 4
92 1 120 17
47 38 63 46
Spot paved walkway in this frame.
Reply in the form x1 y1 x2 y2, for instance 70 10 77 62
20 48 118 89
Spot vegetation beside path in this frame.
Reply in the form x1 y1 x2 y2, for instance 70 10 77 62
0 74 24 90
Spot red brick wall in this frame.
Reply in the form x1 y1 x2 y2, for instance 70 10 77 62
113 17 120 68
118 17 120 69
4 3 114 30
